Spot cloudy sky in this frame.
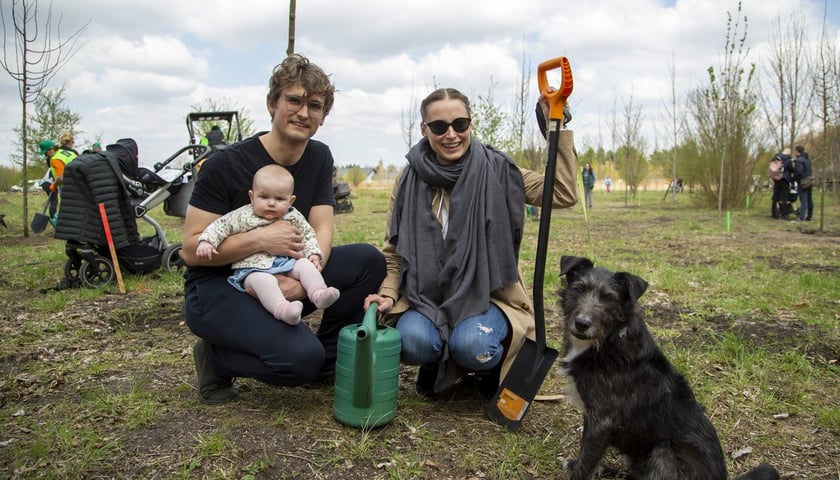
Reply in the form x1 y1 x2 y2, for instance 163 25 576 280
1 0 838 170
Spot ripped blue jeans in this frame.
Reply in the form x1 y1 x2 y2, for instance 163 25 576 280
396 304 509 371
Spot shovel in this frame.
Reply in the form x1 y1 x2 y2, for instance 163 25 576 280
31 192 54 234
486 56 573 431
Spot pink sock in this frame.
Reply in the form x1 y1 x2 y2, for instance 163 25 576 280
275 300 303 325
310 286 340 309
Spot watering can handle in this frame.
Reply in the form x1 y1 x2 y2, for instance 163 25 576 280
352 302 379 408
363 302 379 339
537 56 574 121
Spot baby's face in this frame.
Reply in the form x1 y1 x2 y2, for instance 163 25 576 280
250 183 293 220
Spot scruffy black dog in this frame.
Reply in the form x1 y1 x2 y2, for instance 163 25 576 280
558 256 778 480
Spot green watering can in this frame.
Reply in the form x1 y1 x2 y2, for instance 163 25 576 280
333 303 401 428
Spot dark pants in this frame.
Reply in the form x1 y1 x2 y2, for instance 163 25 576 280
771 180 789 219
185 243 386 386
798 188 813 220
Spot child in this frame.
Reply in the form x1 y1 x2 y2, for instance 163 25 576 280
196 164 340 325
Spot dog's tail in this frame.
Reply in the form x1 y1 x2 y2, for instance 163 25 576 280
733 463 779 480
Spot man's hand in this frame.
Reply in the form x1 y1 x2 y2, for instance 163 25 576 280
258 220 304 259
244 273 306 302
275 274 306 301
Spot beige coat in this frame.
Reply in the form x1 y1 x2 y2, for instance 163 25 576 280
377 130 578 383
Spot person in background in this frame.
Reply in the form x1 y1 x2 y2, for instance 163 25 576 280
38 140 59 216
201 125 225 148
793 145 813 222
49 133 79 191
582 162 596 208
180 53 385 405
91 142 102 152
46 133 79 218
364 87 578 400
770 150 793 219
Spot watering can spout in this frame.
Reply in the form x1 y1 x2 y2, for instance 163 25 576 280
352 304 378 408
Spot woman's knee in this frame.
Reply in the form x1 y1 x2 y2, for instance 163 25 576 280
449 306 509 371
396 311 441 365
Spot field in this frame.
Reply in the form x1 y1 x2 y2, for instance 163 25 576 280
0 186 838 479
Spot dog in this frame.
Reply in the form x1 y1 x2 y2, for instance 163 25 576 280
558 256 779 480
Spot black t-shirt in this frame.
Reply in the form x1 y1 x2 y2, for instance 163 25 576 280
185 133 336 285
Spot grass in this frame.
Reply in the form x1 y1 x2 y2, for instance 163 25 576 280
0 186 839 479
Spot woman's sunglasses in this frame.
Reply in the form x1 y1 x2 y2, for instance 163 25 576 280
424 117 471 135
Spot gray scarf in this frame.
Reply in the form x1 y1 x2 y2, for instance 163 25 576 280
389 137 524 372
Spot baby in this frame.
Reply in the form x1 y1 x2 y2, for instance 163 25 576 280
196 164 340 324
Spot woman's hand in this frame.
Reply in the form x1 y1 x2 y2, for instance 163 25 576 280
364 294 394 313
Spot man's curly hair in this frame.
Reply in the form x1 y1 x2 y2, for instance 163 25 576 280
267 54 335 117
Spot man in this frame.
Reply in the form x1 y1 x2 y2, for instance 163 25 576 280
180 54 385 405
794 145 813 222
200 125 225 148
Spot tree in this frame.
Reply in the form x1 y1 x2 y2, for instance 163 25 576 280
807 2 840 227
400 82 419 149
662 55 686 203
286 0 296 56
11 86 80 173
609 93 648 203
472 78 515 154
763 10 811 151
687 2 760 211
1 0 88 236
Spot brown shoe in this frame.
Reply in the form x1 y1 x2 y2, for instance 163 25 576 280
193 339 239 405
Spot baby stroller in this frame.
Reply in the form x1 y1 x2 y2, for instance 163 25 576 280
53 139 210 288
334 181 353 213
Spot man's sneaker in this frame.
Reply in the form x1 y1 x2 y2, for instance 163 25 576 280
301 368 335 389
193 339 239 405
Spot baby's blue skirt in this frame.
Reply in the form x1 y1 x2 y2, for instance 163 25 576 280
228 256 296 292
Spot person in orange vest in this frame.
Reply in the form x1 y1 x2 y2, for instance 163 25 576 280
48 133 79 219
48 133 79 192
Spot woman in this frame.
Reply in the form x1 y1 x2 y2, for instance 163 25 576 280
365 88 578 398
582 162 595 208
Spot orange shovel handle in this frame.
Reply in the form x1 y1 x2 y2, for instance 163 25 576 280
537 56 574 121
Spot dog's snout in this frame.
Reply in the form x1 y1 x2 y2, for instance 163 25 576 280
574 316 592 332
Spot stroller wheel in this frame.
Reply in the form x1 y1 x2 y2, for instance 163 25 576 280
162 243 185 273
64 258 82 280
80 256 115 288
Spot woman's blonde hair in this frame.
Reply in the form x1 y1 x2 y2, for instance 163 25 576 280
59 133 74 147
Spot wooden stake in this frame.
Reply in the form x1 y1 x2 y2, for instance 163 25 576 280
98 203 126 294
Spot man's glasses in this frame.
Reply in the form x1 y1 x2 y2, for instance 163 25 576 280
283 94 325 117
424 117 471 135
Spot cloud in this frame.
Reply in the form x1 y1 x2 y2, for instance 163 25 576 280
1 0 838 170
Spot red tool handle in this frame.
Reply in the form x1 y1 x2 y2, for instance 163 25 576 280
537 56 574 121
99 203 126 294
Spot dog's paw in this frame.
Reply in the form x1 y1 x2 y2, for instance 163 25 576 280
563 458 578 470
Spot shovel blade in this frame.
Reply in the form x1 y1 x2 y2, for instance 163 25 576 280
31 213 50 234
485 339 559 431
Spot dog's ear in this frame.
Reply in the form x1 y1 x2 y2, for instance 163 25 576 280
560 256 594 284
614 272 649 302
